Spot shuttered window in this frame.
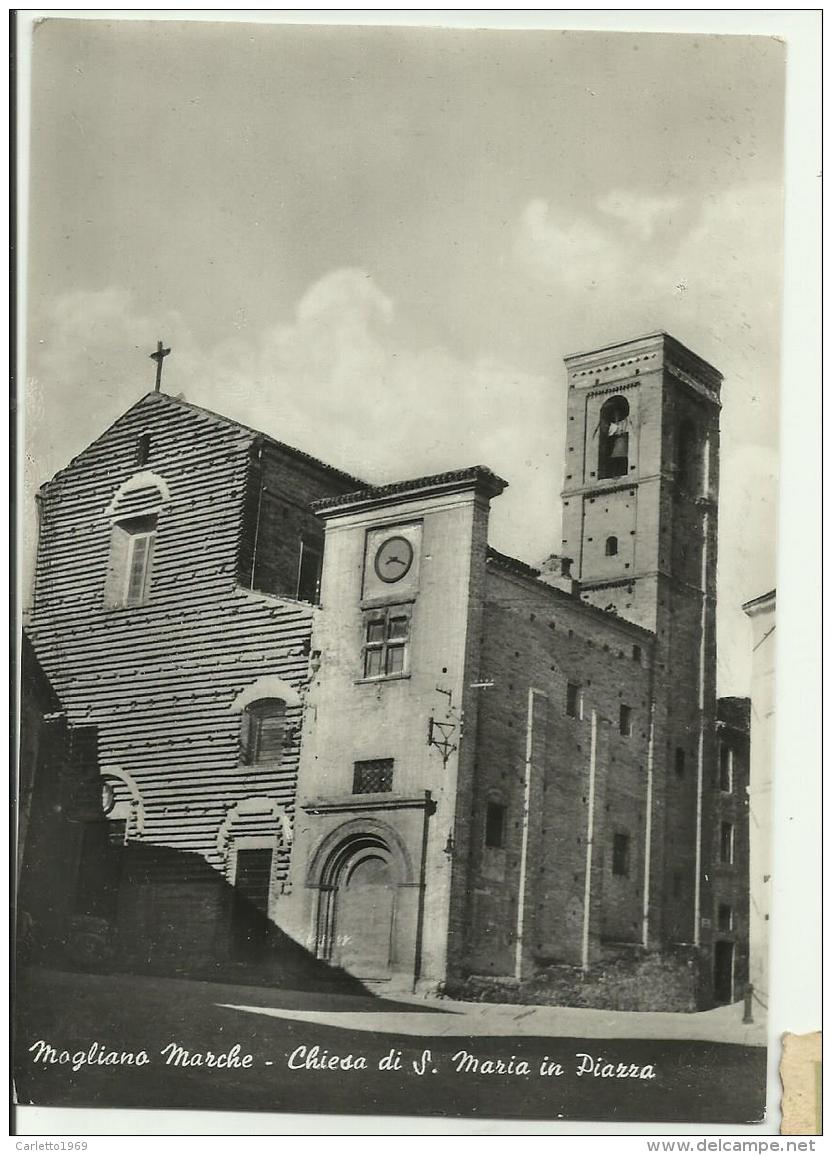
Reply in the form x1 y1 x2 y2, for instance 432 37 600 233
125 531 154 605
239 699 286 765
104 514 157 608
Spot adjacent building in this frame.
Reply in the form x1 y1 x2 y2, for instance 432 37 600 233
21 331 752 1004
742 589 776 1006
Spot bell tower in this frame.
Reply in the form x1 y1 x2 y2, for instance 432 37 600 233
560 331 721 633
560 331 723 946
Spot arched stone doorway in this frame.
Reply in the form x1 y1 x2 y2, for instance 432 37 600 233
314 826 411 981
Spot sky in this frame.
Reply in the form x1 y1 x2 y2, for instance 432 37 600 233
22 18 785 695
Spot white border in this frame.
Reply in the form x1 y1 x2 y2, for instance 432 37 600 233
11 7 822 1140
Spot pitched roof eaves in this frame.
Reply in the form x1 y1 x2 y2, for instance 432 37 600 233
486 551 655 640
312 465 508 512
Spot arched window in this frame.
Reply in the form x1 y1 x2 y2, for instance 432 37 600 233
676 420 700 493
598 396 630 479
605 535 618 556
239 699 286 766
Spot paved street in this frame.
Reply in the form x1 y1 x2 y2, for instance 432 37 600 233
14 968 766 1125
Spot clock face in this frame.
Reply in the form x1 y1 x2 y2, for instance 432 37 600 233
374 535 414 584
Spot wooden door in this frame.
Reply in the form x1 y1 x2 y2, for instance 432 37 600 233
335 854 394 979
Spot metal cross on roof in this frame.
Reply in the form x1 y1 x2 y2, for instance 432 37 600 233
150 340 171 392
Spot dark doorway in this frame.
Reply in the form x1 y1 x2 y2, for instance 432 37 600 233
231 847 273 960
714 939 735 1004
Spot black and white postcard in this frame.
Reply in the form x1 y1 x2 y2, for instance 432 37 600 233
12 11 821 1136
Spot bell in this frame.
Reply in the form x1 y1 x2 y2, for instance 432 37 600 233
610 434 628 459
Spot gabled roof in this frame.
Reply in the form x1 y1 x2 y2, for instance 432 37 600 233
41 389 365 492
149 392 365 487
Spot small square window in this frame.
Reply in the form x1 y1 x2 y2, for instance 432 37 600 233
485 802 506 849
353 758 394 794
366 620 385 645
619 704 632 736
566 682 580 718
612 833 630 877
386 644 405 675
388 615 408 639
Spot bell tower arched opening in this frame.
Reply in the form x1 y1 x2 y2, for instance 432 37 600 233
598 395 630 479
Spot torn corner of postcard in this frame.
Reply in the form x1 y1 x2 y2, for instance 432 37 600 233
780 1032 822 1135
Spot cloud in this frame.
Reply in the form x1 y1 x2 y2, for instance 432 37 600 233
24 236 780 696
515 199 615 292
597 190 682 241
512 184 783 691
24 270 558 594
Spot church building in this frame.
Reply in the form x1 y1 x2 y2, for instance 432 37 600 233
22 330 749 1006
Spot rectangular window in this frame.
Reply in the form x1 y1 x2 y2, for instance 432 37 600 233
675 747 686 778
353 758 394 794
362 606 411 679
485 802 506 849
718 904 733 932
720 822 735 865
719 743 734 793
296 539 323 604
566 682 580 718
619 704 632 736
672 870 683 898
612 832 630 877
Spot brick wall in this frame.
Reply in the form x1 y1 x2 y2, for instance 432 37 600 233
240 441 353 601
461 562 655 976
